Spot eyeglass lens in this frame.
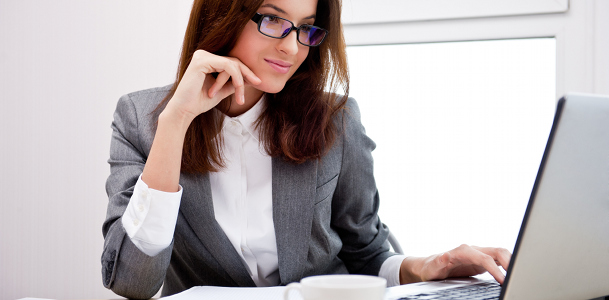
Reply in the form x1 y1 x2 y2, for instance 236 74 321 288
259 16 326 46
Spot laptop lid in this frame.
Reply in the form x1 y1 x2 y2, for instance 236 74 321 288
501 93 609 300
385 93 609 300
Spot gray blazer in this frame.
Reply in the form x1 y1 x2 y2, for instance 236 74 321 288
101 85 396 299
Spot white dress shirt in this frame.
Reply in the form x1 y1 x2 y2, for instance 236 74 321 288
208 97 278 286
121 95 406 287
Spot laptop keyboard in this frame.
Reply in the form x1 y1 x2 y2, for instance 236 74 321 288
397 281 501 300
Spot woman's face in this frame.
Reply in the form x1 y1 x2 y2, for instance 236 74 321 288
229 0 318 94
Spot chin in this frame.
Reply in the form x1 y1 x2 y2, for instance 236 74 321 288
258 81 287 94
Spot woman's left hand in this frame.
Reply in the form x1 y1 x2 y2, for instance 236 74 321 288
399 244 512 285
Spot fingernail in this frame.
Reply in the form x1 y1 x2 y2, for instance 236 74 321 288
240 95 245 104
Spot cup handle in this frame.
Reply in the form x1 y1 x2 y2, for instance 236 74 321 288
283 282 302 300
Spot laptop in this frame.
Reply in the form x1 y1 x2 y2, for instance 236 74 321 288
385 93 609 300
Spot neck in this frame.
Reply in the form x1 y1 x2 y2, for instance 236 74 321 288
225 86 264 117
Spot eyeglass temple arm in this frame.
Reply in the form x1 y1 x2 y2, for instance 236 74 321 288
251 13 263 23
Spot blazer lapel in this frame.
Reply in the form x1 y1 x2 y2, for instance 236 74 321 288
272 157 317 285
179 172 255 287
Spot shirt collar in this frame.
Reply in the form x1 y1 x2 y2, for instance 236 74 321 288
222 94 265 142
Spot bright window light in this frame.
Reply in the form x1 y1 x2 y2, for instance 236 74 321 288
347 38 556 257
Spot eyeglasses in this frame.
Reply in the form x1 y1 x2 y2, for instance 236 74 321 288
250 13 328 47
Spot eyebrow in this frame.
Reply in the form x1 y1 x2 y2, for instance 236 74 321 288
260 3 316 20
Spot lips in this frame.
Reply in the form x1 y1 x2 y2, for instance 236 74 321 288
265 58 292 74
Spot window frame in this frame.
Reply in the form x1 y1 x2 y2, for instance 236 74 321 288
343 0 609 98
342 0 569 25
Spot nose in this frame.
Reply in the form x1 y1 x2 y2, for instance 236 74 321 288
276 30 300 56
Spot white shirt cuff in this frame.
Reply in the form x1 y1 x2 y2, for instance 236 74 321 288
122 174 183 256
379 254 408 287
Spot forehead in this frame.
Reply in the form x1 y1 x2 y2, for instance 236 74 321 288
259 0 318 17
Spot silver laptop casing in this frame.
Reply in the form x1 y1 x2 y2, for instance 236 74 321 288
502 93 609 300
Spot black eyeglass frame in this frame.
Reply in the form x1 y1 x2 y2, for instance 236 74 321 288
250 13 328 47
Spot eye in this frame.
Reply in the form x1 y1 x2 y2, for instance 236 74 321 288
266 15 281 24
300 25 313 33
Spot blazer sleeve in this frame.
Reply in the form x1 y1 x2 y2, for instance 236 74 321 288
101 93 173 299
332 98 397 276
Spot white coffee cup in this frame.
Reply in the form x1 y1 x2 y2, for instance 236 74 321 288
283 274 386 300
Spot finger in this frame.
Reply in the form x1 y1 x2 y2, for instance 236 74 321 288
473 246 512 272
178 63 209 96
239 63 261 85
475 252 506 285
208 71 231 98
495 248 512 272
213 82 236 102
180 50 217 89
221 61 245 105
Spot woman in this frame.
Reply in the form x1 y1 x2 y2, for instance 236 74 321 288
102 0 511 298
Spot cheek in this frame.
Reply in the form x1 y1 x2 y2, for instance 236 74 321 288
229 27 311 94
288 48 310 80
229 26 262 68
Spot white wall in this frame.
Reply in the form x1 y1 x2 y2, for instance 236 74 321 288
0 1 192 299
0 1 607 299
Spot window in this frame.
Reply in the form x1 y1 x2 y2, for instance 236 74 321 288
347 38 556 256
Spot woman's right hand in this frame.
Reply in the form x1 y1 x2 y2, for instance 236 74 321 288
142 50 260 192
163 49 262 123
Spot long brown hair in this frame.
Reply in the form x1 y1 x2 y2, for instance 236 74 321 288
156 0 349 173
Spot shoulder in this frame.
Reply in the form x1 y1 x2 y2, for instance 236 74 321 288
117 84 173 115
111 84 173 151
321 96 373 159
333 96 364 133
343 97 362 121
334 96 375 151
125 84 173 100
